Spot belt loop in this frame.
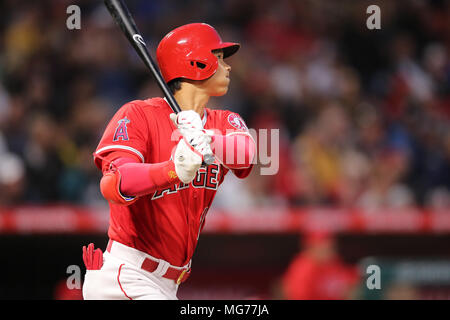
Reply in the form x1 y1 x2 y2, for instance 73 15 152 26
106 240 113 253
152 259 170 277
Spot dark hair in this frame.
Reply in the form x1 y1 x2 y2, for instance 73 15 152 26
168 78 183 94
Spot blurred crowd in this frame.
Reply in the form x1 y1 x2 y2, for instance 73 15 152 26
0 0 449 211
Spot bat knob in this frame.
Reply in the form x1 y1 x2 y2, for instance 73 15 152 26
202 154 215 166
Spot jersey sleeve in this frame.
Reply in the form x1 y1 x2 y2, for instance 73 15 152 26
220 110 251 136
94 102 149 170
219 110 254 179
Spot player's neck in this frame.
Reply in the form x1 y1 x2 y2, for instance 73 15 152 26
174 82 209 116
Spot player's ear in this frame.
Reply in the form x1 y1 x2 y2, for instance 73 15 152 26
212 49 224 59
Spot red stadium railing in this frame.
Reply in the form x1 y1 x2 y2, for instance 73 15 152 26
1 205 450 234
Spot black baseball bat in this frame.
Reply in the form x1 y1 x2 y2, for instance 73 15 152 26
104 0 215 165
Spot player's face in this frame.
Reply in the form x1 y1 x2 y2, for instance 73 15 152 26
202 50 231 97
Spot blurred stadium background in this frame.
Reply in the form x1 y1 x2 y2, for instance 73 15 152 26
0 0 449 300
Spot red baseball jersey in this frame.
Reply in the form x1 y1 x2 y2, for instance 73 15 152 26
94 97 253 267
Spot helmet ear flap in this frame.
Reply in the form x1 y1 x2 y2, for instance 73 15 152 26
185 50 218 80
189 61 207 69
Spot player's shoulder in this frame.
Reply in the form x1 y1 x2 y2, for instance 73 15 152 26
206 108 248 131
206 107 243 119
115 97 168 118
141 97 167 109
120 97 166 110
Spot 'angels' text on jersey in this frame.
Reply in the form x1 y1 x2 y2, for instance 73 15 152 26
151 164 220 200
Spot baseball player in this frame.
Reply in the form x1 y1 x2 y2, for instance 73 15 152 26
82 23 256 300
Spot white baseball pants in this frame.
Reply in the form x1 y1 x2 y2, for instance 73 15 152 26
82 243 180 300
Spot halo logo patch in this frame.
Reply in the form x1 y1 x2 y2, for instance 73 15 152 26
227 113 248 131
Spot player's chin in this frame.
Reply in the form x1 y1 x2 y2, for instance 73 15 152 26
211 83 230 96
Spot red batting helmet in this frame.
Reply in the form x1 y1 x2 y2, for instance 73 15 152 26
156 23 240 83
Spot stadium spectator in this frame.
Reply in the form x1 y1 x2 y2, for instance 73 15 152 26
280 232 359 300
0 0 447 210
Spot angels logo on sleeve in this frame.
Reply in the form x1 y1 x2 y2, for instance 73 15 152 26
227 113 248 131
113 117 130 141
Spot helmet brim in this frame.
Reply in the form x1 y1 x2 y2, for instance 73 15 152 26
215 42 240 59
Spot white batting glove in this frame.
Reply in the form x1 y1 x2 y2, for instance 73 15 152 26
170 112 214 159
173 138 203 183
170 110 203 131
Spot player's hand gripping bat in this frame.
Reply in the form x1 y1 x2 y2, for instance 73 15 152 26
104 0 215 165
